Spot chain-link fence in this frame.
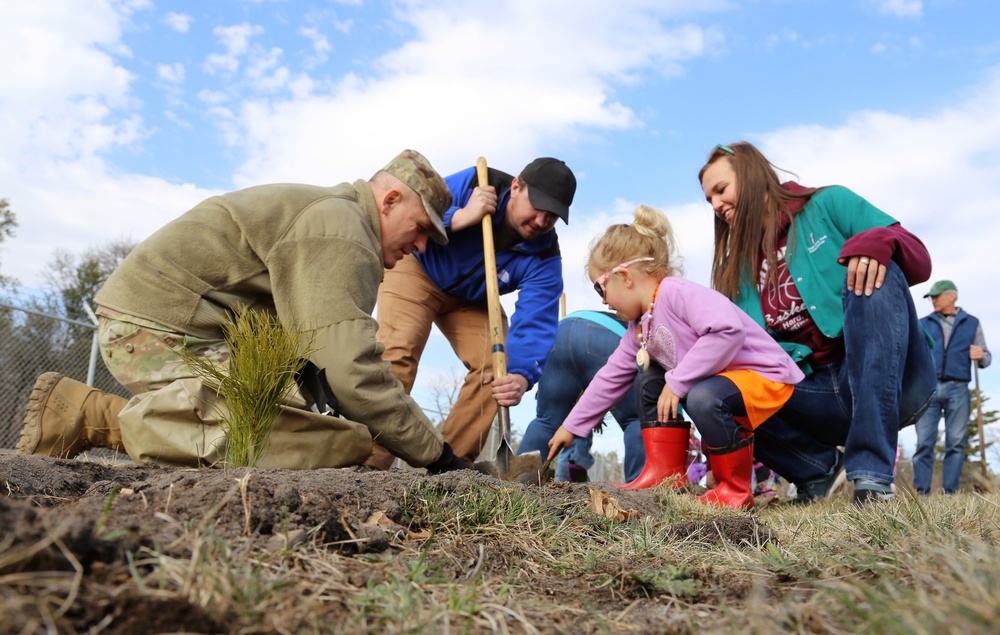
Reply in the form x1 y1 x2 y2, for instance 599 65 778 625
0 297 628 480
0 301 129 449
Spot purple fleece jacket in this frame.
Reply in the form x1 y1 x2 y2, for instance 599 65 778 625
561 277 805 437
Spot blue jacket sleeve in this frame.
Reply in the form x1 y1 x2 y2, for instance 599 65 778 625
505 255 563 388
442 167 477 229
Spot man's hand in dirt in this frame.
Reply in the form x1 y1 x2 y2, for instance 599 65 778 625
482 372 529 407
425 442 469 474
547 426 576 461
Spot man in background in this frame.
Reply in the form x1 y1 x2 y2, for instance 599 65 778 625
912 280 991 494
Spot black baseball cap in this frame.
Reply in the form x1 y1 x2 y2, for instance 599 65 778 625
518 158 576 223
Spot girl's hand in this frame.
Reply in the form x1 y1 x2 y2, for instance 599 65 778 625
845 254 886 296
547 426 577 461
657 385 681 422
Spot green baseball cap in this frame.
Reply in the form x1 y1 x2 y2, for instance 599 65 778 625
924 280 957 297
381 149 452 245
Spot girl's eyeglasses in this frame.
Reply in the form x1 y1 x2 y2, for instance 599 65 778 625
593 257 654 299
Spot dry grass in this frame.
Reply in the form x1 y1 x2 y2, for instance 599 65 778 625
4 473 1000 634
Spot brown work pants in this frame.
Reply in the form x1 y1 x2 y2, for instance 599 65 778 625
369 254 505 467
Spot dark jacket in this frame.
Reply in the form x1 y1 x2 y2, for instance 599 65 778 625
922 309 983 382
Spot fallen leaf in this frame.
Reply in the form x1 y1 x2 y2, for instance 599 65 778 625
364 510 400 529
588 488 641 522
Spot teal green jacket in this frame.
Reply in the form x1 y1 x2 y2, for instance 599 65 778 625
734 186 898 370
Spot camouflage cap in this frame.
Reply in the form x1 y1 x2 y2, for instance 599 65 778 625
381 149 452 245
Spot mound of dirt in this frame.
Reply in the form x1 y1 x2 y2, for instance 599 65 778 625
1 455 667 545
1 454 775 634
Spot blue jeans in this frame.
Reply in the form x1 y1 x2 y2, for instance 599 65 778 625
912 380 970 494
556 435 594 481
518 317 645 482
753 262 935 486
637 367 741 448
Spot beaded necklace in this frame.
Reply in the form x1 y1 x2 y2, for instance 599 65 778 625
635 281 663 373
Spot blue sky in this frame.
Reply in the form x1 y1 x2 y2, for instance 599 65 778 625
3 0 1000 466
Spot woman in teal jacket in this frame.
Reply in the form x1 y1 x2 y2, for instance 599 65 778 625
699 141 936 505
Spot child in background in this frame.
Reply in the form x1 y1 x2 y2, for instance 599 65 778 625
547 205 804 508
686 425 709 485
753 461 780 498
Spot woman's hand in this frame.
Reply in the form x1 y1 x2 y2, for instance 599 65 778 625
846 255 886 296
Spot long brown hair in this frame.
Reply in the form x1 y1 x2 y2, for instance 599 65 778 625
698 142 818 300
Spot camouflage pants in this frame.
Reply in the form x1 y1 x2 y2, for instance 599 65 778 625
97 308 372 469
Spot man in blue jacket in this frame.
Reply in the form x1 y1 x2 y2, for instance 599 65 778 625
368 157 577 468
913 280 991 494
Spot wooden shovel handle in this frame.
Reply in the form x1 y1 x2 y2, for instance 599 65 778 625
975 364 988 481
476 157 507 380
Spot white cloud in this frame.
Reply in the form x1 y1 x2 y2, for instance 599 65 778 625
244 47 291 92
197 89 230 105
163 109 193 130
203 23 264 75
163 11 193 33
0 1 140 161
156 62 185 84
2 153 212 287
300 26 331 67
870 0 923 18
224 1 719 187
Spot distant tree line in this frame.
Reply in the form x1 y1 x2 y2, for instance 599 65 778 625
0 196 135 447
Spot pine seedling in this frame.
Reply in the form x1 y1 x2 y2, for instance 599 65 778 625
181 306 315 467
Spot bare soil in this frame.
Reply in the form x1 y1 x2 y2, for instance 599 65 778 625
1 454 775 634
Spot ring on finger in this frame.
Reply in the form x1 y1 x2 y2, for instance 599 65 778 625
859 257 870 265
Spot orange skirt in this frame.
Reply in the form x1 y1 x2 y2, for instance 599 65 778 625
718 369 795 430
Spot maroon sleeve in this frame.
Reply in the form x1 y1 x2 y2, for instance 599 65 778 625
839 223 931 286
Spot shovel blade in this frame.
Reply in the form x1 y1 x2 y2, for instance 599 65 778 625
474 450 547 484
471 406 548 483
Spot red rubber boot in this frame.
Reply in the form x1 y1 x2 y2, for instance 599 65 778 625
614 419 689 490
697 438 755 509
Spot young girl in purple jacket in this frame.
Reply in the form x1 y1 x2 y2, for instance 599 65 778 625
547 205 803 508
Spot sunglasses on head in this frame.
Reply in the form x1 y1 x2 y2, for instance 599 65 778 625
593 257 655 299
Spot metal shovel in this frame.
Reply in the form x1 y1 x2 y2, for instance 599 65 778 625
471 156 544 483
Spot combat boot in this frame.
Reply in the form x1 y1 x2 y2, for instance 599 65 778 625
16 372 127 458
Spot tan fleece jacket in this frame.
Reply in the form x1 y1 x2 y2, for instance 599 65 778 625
95 179 443 466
